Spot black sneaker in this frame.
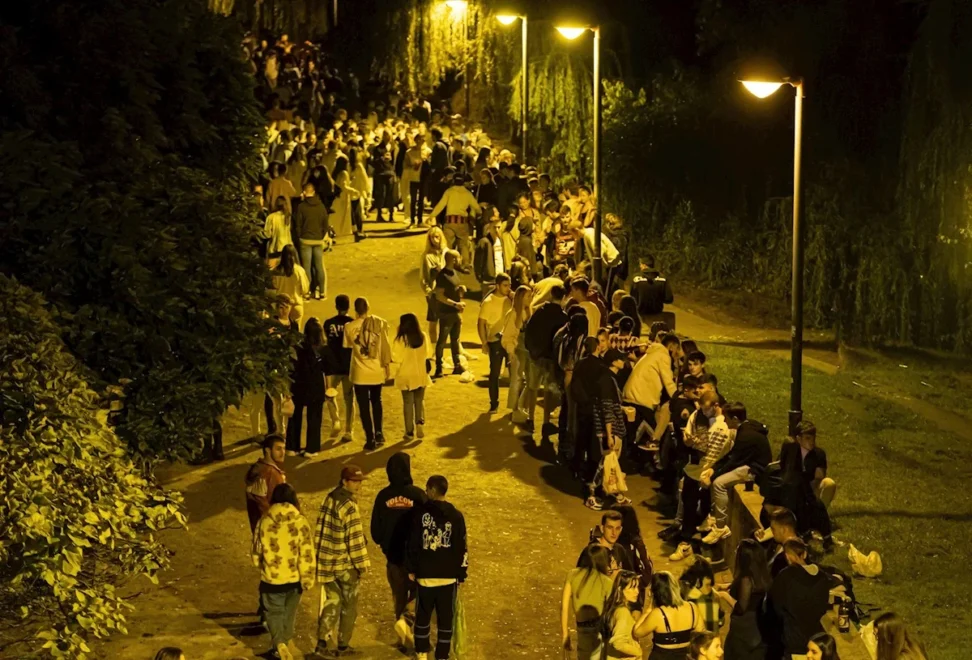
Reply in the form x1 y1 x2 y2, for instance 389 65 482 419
432 369 444 379
453 365 465 376
658 523 683 542
364 439 377 451
489 402 499 413
375 433 386 448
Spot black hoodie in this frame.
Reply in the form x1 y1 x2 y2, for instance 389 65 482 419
295 194 329 241
370 453 427 564
712 419 772 479
407 498 468 582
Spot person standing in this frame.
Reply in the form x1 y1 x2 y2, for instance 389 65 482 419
402 136 426 226
432 249 466 378
245 434 288 533
287 318 327 457
421 227 447 344
312 466 370 659
562 544 616 660
393 313 433 440
719 539 770 660
478 273 512 412
518 284 569 435
500 284 534 415
330 156 358 239
767 539 831 660
407 475 468 660
370 453 427 650
344 297 392 450
323 295 355 443
271 245 310 326
263 196 294 269
429 173 480 267
295 181 329 300
372 152 399 222
251 483 315 660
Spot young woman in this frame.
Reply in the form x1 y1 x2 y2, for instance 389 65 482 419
873 612 928 660
619 295 642 339
271 245 309 326
251 483 315 660
633 572 705 660
263 195 294 269
330 156 357 238
153 649 185 660
601 570 647 659
349 147 371 236
686 632 724 660
420 226 447 343
287 318 327 457
393 313 432 441
807 633 840 660
372 152 398 222
562 544 617 660
720 539 770 660
501 285 533 414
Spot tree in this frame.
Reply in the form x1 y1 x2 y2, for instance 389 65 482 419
0 0 294 461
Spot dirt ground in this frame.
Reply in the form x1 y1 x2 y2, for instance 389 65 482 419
95 215 685 660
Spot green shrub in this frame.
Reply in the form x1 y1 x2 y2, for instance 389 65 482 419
0 274 186 658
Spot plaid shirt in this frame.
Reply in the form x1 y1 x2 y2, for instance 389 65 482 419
608 333 639 352
314 486 371 582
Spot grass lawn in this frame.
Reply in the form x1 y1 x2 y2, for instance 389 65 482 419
701 342 972 660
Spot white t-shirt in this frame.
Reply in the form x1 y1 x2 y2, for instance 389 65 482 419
344 316 387 385
582 227 620 264
577 301 601 338
479 293 511 342
492 236 505 275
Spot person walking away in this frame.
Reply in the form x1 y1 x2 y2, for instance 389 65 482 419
631 256 674 320
323 295 355 443
295 181 329 300
252 484 315 660
264 196 294 269
500 284 533 415
344 297 392 450
373 152 399 222
330 156 358 239
767 539 831 660
478 273 512 412
518 284 568 435
421 227 447 344
402 136 426 226
430 173 481 268
312 466 370 659
632 572 705 660
370 453 427 650
562 544 617 660
718 539 770 660
287 318 327 457
601 571 648 660
271 245 310 327
393 313 433 440
407 475 469 660
432 249 466 378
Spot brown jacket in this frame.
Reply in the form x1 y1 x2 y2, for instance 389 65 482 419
245 458 287 532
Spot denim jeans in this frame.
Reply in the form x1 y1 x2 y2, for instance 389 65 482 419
318 570 360 648
260 584 301 648
487 341 507 406
508 348 527 410
300 243 326 297
353 384 383 441
435 314 462 371
711 465 752 527
402 387 426 435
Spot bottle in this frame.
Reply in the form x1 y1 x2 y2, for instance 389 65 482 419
837 599 850 633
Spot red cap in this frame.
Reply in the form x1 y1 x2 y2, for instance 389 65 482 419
341 465 366 482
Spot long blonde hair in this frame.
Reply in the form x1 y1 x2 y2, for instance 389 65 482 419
512 285 533 327
424 226 445 255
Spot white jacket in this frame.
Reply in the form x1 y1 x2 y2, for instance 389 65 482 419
622 342 676 409
393 334 433 391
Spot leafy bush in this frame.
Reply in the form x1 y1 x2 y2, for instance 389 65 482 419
0 274 186 658
0 0 294 460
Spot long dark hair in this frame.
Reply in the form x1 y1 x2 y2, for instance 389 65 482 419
875 612 927 660
270 482 300 510
601 570 639 640
577 543 612 582
619 295 641 337
303 317 323 349
348 147 360 169
809 633 840 660
733 539 771 593
278 244 299 277
396 313 424 349
332 155 349 179
153 649 183 660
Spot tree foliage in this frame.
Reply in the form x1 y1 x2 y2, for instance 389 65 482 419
0 274 186 658
0 0 294 461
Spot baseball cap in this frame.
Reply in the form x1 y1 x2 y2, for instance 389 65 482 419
341 465 366 482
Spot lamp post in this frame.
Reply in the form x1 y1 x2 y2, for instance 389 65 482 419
497 14 528 160
741 75 805 436
446 0 472 117
557 24 603 283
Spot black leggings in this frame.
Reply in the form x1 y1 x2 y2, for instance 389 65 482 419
353 384 383 441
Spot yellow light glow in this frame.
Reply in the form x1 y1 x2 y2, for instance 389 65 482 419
556 26 588 40
496 14 518 25
445 0 468 12
741 80 784 99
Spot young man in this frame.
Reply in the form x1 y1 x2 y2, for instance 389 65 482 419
245 434 288 533
478 273 513 412
569 220 620 289
631 255 674 317
587 349 630 509
323 295 354 442
766 508 800 577
657 375 703 542
569 338 611 491
295 180 330 300
433 249 466 378
768 539 831 660
621 334 679 448
568 278 601 338
779 421 835 550
344 297 391 450
429 172 480 267
312 466 370 659
371 453 427 650
575 509 634 573
518 284 568 434
530 263 570 311
407 476 469 660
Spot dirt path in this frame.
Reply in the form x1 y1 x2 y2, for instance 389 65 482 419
98 216 681 660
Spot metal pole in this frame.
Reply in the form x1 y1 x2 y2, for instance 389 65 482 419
465 10 471 118
592 27 603 285
333 0 337 27
521 16 528 161
789 80 805 437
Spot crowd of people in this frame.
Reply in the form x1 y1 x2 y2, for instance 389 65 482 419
177 32 931 660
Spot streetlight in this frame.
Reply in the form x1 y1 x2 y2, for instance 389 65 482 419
740 73 805 436
557 23 603 283
446 0 472 116
496 13 528 160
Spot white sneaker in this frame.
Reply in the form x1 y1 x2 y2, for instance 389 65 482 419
702 525 732 545
669 542 693 561
393 616 410 646
331 420 343 434
416 654 428 660
303 451 318 458
416 424 425 439
697 515 715 533
276 642 293 660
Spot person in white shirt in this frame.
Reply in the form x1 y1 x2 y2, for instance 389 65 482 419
531 264 571 312
344 297 391 450
568 278 601 338
263 195 294 268
478 273 513 412
622 334 680 457
430 173 481 268
570 220 620 272
393 313 433 441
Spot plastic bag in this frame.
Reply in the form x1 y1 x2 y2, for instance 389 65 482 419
602 450 628 495
848 544 883 578
452 586 469 659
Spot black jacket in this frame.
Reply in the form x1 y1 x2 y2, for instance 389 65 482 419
632 273 674 316
291 343 326 402
370 453 427 564
713 419 772 479
407 499 468 582
295 195 329 241
524 301 568 361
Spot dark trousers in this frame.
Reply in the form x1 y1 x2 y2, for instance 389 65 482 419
204 419 223 459
680 475 711 540
410 181 424 224
264 393 277 435
487 341 507 406
572 411 598 486
351 199 364 234
414 583 457 659
386 562 416 621
353 384 383 441
286 399 324 453
624 403 656 446
435 314 462 371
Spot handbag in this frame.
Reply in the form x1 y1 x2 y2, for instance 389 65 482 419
425 358 432 374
